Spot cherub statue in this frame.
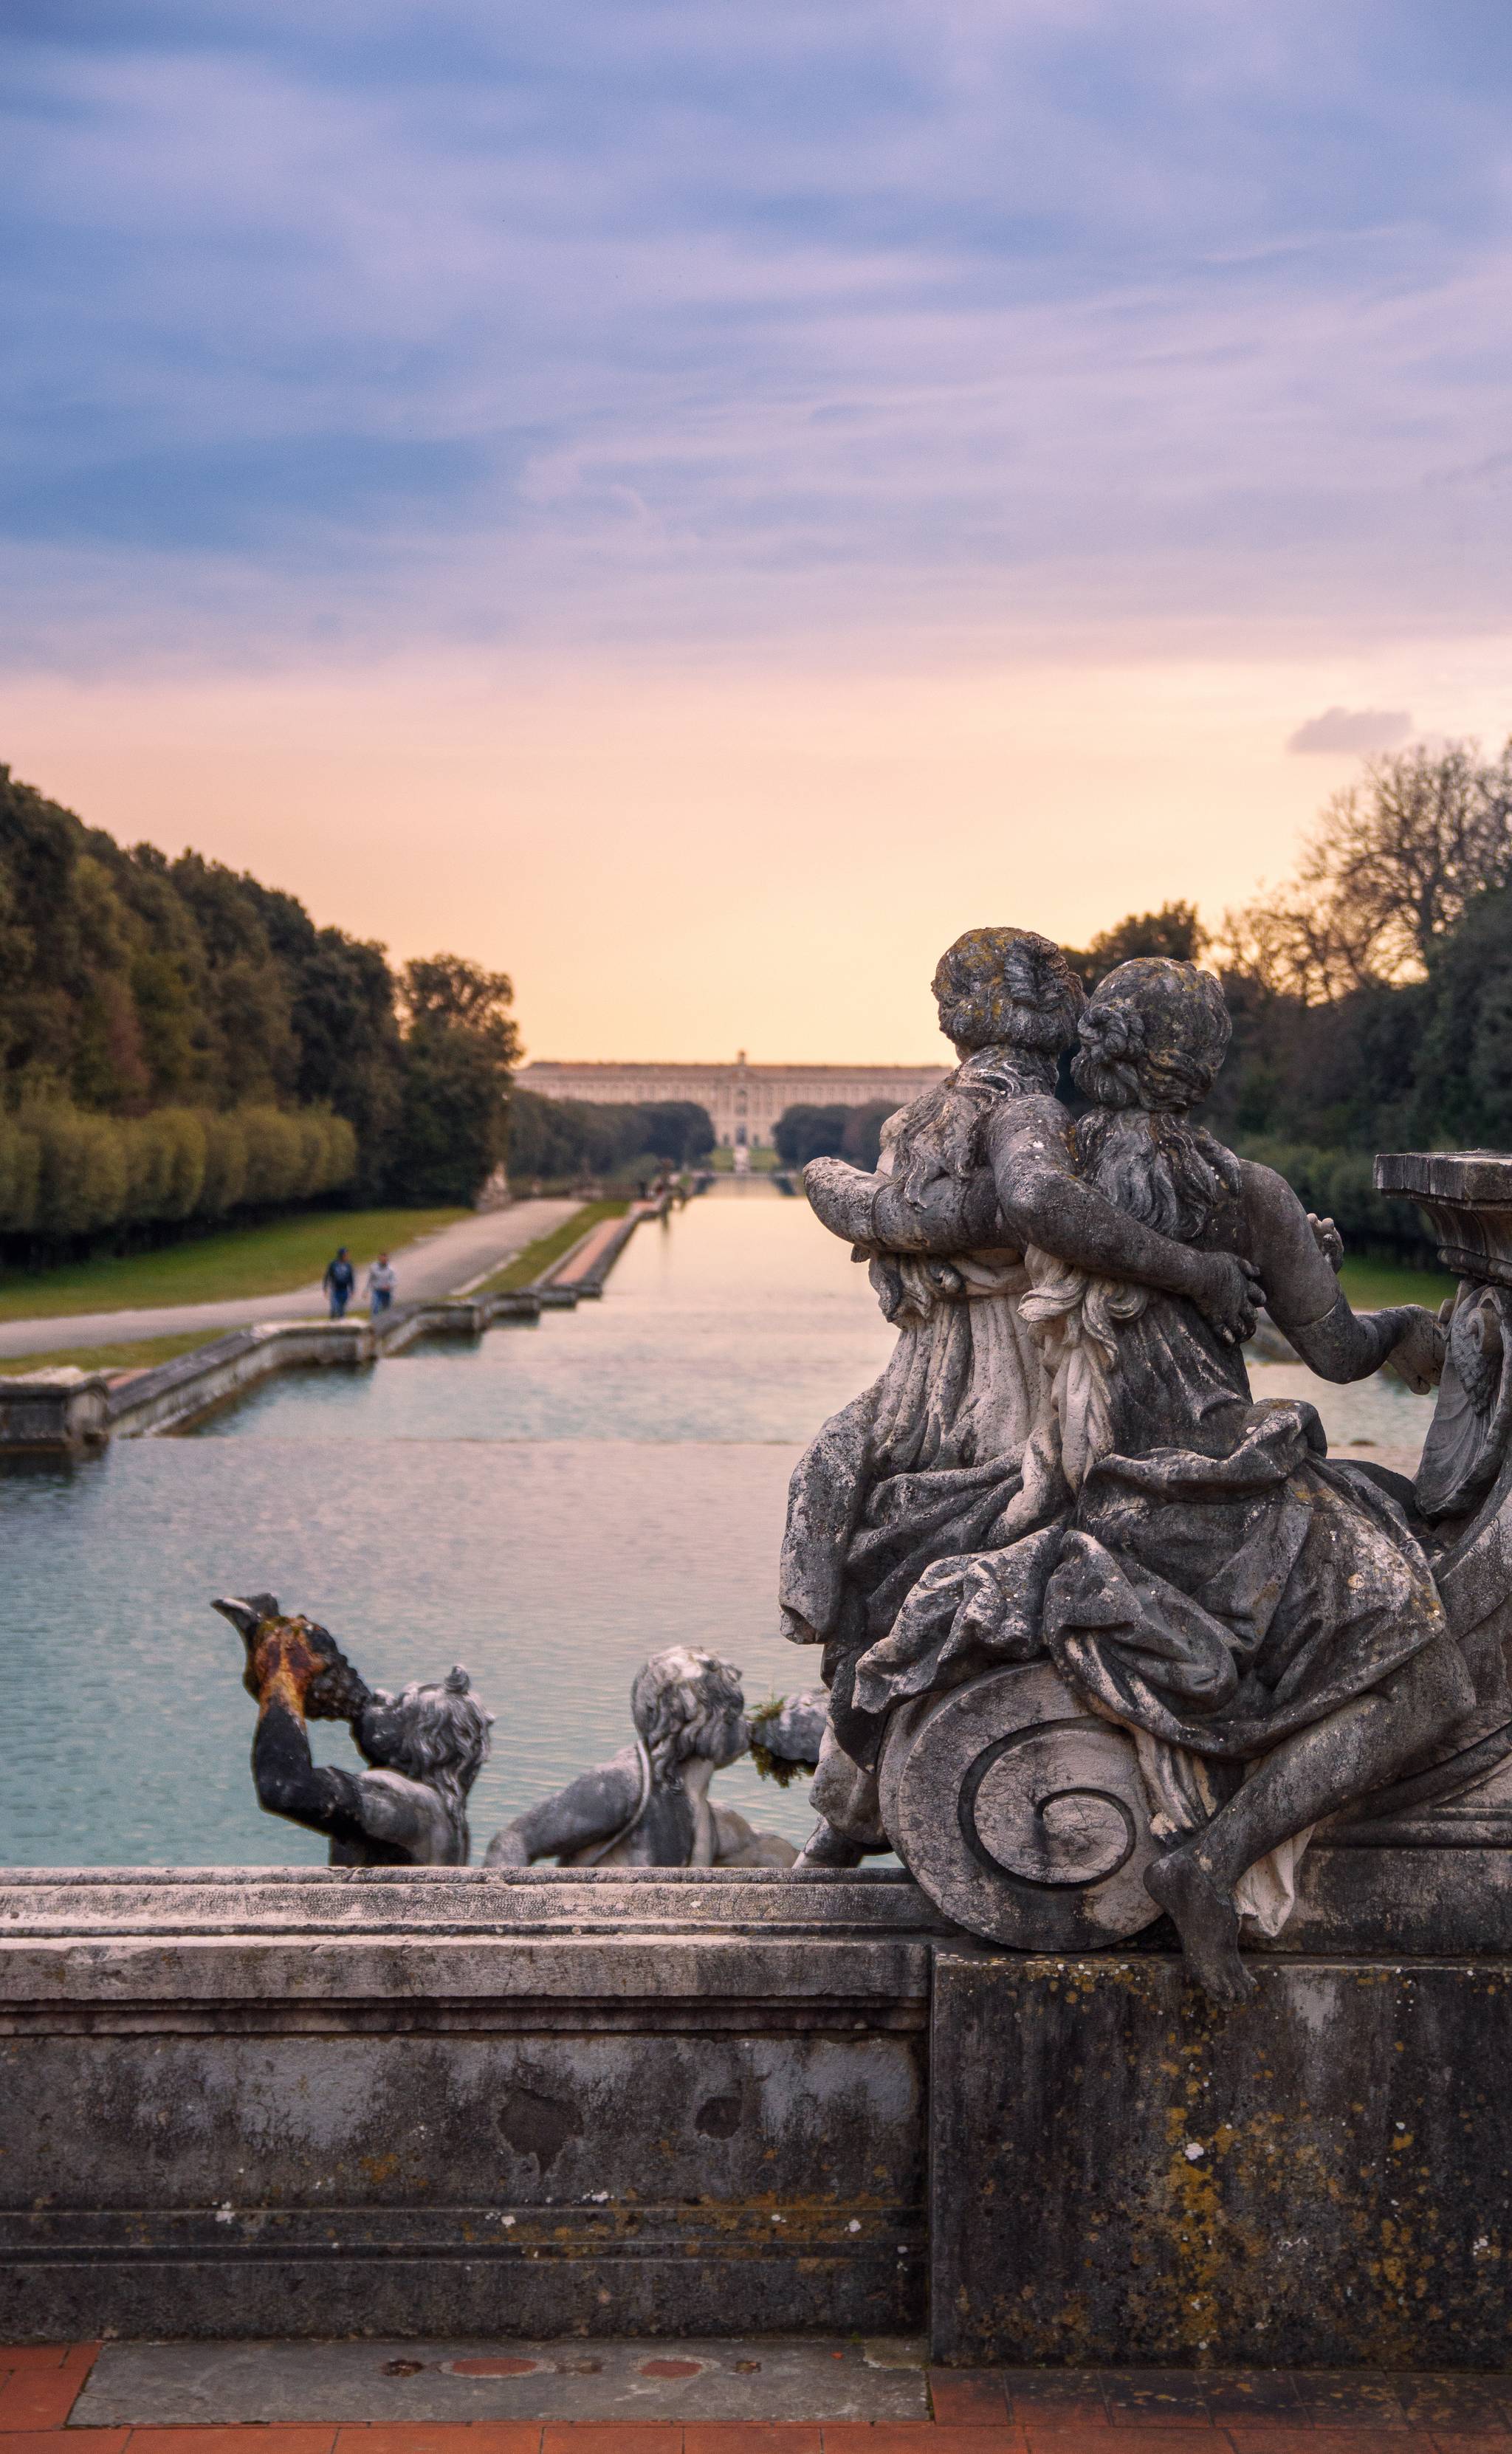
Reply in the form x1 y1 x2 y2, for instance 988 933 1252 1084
213 1593 493 1866
484 1646 824 1868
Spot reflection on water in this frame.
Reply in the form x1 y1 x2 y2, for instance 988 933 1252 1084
0 1189 891 1867
0 1183 1436 1867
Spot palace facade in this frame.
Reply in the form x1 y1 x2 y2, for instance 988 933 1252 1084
515 1054 949 1149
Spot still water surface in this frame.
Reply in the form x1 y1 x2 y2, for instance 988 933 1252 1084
0 1184 1435 1866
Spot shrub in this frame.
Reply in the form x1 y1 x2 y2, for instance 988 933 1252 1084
0 1113 40 1231
199 1110 248 1216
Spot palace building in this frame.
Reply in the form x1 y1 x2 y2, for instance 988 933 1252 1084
515 1054 949 1149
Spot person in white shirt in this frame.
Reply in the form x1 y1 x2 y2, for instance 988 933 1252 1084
366 1252 397 1316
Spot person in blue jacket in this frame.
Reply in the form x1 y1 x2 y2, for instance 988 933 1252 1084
323 1246 356 1318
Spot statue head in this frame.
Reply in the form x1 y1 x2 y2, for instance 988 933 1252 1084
1072 958 1231 1116
932 927 1085 1057
631 1646 747 1782
354 1665 494 1798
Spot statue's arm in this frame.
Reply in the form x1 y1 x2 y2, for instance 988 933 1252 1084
250 1629 371 1845
484 1760 642 1866
1237 1159 1438 1386
988 1101 1261 1345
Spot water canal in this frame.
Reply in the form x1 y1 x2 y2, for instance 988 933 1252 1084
0 1181 1437 1867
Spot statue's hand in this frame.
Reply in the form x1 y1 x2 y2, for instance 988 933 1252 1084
803 1156 879 1243
1383 1305 1447 1395
1186 1250 1263 1347
1307 1211 1344 1271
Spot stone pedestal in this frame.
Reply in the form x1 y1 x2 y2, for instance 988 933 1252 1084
930 1949 1512 2371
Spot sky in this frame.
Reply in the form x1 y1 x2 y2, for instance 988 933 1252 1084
3 2 1512 1062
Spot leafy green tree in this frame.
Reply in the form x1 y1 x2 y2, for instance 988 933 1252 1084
1064 901 1206 994
774 1104 851 1166
385 955 521 1204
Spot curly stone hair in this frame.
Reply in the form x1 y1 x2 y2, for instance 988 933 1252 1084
355 1665 494 1795
1071 960 1236 1244
1071 958 1231 1113
931 927 1086 1055
630 1646 746 1784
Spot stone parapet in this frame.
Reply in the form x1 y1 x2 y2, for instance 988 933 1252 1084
0 1869 946 2345
4 1865 1512 2360
1375 1147 1512 1285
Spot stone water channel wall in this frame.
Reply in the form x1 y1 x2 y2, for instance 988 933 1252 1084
0 1200 664 1454
4 1855 1512 2365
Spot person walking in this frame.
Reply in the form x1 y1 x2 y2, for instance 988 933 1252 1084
323 1246 356 1319
365 1252 396 1317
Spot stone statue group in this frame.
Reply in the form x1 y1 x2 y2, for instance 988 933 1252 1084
221 928 1512 2004
213 1595 825 1875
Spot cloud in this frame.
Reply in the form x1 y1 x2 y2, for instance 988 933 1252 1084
1286 706 1412 755
4 3 1512 673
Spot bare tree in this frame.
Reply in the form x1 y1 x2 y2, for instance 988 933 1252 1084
1224 740 1512 1001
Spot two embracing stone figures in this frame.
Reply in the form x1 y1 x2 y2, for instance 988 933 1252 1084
781 928 1468 2002
218 928 1477 2007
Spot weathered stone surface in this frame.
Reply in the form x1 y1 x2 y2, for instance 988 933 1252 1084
70 2334 932 2426
930 1948 1512 2369
783 949 1469 2002
0 1365 110 1452
879 1662 1161 1951
1376 1149 1512 1287
0 1869 944 2342
484 1649 822 1871
0 1290 566 1452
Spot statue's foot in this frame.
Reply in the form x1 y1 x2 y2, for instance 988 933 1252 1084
1145 1846 1254 2004
794 1817 869 1868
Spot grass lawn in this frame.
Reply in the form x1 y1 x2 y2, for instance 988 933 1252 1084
475 1200 625 1293
0 1207 467 1322
1336 1255 1457 1312
0 1328 228 1378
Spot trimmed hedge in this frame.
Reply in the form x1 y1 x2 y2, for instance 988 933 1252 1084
1239 1138 1437 1265
0 1102 355 1238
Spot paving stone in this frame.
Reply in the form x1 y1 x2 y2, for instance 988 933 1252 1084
0 2374 84 2430
928 2372 1010 2424
0 2433 128 2453
126 2432 337 2454
1195 2376 1305 2424
820 2427 1026 2451
1021 2433 1217 2454
684 2426 825 2451
1226 2428 1440 2454
72 2342 927 2429
0 2355 72 2374
1398 2381 1512 2430
998 2376 1110 2428
1101 2374 1214 2427
334 2432 542 2454
539 2427 681 2450
1295 2372 1412 2426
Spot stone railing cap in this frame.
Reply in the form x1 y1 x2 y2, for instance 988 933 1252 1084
1375 1149 1512 1203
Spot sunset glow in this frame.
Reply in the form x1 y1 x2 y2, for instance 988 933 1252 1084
4 4 1510 1058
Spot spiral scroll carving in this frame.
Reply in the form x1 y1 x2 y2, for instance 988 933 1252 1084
966 1722 1137 1888
881 1660 1161 1951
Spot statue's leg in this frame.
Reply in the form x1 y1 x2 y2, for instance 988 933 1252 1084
1147 1635 1474 2002
795 1722 889 1865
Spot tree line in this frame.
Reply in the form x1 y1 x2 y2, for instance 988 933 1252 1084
774 740 1512 1270
0 763 707 1262
507 1090 714 1186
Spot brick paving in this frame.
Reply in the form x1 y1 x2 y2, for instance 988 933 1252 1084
7 2346 1512 2453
